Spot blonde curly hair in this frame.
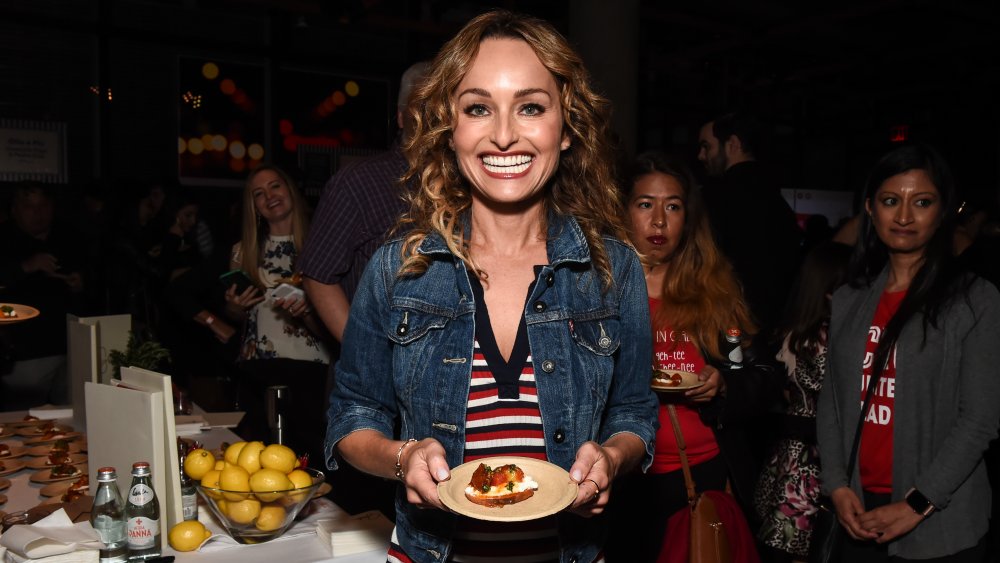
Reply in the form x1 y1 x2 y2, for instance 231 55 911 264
397 9 627 289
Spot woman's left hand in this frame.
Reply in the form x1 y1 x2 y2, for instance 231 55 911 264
567 441 617 517
274 294 311 318
685 365 724 402
857 501 925 543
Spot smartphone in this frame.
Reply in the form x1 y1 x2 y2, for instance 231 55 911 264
219 269 255 294
271 282 305 301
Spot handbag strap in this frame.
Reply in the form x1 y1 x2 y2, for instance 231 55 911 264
666 404 698 504
845 364 885 484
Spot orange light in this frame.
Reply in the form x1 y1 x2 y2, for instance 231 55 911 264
220 79 236 95
202 62 220 80
230 158 246 173
188 138 205 155
247 143 264 160
177 137 187 154
211 135 227 151
331 91 347 106
345 81 360 97
201 134 213 147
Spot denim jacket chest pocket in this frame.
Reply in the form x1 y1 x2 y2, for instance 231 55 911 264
567 310 622 406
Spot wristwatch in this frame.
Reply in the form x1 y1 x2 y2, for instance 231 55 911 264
905 487 935 516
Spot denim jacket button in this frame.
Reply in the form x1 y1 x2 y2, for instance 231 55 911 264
396 323 408 336
533 301 547 313
541 359 555 373
545 273 554 286
553 429 565 443
599 336 612 348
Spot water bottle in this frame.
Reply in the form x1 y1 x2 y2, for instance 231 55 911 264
724 327 744 369
90 467 127 563
179 446 198 521
125 462 161 560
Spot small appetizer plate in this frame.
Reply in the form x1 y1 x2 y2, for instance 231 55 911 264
651 370 704 392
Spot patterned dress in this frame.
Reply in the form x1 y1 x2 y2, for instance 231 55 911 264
235 235 329 363
753 335 825 558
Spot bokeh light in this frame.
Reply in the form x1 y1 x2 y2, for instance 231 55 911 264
211 135 227 151
229 140 246 159
201 134 213 148
278 119 293 136
220 78 236 95
202 62 219 80
345 81 360 96
331 91 347 106
177 137 187 154
230 158 246 173
247 143 264 160
188 138 205 155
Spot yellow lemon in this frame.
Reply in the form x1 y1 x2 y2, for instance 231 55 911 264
255 505 286 532
249 468 293 502
219 465 251 501
183 448 215 481
200 469 223 500
286 469 313 502
259 444 297 473
215 498 228 514
226 498 261 525
223 441 247 466
237 441 266 474
214 460 227 470
168 520 212 551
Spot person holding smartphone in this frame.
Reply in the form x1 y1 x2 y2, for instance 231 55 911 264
223 164 331 465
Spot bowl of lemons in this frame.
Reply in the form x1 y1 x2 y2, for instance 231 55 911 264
186 441 325 545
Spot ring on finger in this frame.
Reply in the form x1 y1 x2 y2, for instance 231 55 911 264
584 478 601 499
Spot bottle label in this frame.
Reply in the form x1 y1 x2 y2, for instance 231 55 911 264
129 484 154 506
182 493 198 520
126 517 159 548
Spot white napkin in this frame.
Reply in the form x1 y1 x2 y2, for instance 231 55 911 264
0 509 102 560
27 406 73 421
315 510 393 557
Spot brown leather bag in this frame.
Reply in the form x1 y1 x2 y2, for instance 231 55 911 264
667 404 732 563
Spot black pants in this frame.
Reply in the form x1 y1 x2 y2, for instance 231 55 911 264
606 454 730 562
840 491 986 563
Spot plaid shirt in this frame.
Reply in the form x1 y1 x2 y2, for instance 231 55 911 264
299 146 410 301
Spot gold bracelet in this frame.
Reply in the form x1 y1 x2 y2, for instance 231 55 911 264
394 439 418 481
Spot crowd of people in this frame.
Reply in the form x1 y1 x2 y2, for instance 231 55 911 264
3 8 1000 563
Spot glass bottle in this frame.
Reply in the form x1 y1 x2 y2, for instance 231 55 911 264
179 447 198 521
90 467 128 563
724 327 744 369
125 461 161 560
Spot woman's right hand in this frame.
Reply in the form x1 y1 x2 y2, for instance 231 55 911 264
397 438 451 511
831 486 879 541
224 283 264 310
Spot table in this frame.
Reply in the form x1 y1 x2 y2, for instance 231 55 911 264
1 411 385 562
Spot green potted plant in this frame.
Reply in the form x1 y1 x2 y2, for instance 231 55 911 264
107 331 171 380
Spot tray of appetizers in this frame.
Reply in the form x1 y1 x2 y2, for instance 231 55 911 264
0 443 27 459
0 303 40 323
0 459 26 477
23 432 83 446
30 463 87 483
26 453 88 470
16 423 74 437
40 475 89 498
26 440 83 456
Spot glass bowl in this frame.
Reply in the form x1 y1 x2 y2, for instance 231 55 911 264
195 467 325 544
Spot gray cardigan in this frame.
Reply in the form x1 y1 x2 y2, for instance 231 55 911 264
817 268 1000 558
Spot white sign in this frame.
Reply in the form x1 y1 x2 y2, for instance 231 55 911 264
0 120 67 182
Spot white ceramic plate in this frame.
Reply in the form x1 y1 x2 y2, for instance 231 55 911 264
438 457 578 522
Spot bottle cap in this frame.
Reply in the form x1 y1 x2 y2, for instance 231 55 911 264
725 327 741 341
131 461 151 476
97 467 117 481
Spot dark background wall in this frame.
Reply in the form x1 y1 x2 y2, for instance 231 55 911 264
1 0 998 211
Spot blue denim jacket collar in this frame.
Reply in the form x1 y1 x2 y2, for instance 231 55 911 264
415 211 592 267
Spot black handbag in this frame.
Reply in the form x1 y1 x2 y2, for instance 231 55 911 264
808 367 884 563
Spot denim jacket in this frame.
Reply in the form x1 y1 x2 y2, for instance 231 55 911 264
326 213 658 563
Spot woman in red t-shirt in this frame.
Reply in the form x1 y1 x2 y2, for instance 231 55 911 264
606 152 764 562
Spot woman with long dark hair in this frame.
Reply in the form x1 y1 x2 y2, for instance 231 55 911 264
817 144 1000 561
